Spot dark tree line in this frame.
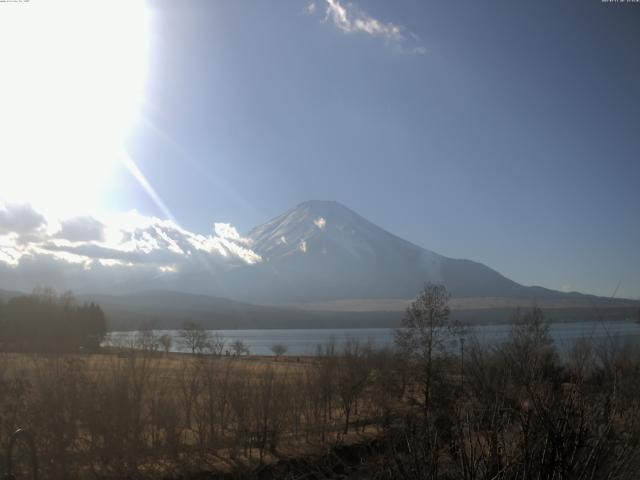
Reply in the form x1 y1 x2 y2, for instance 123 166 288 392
0 288 107 352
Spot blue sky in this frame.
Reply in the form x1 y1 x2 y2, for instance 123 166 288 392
2 0 638 299
110 0 640 298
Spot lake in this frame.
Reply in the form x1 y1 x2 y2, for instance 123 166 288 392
107 320 640 357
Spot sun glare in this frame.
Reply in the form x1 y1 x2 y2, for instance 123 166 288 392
0 0 150 217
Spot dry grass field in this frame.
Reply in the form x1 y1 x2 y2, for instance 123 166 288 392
0 345 393 479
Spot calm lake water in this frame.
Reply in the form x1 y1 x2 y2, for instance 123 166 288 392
108 320 640 357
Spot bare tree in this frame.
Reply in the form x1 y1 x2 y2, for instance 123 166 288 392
135 322 160 354
159 334 172 355
179 321 210 355
271 343 287 361
394 283 452 412
336 338 370 433
231 339 250 356
206 332 225 356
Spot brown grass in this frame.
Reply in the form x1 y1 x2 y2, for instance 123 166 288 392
0 348 390 479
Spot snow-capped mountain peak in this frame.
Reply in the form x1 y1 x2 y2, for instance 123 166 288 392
247 200 430 261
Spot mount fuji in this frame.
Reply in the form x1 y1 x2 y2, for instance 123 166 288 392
217 200 595 306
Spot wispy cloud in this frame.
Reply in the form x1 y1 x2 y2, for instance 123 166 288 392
325 0 401 41
319 0 424 53
304 2 316 15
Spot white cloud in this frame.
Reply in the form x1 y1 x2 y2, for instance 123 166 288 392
55 216 105 242
0 203 47 237
319 0 426 54
326 0 350 31
214 222 242 241
304 2 316 15
299 240 307 253
0 204 263 293
323 0 423 52
351 14 401 41
314 217 327 230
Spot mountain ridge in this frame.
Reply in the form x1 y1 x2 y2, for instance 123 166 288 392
2 287 637 331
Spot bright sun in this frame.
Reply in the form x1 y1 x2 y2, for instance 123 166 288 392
0 0 150 217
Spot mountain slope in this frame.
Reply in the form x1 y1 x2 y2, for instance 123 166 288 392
80 289 640 331
233 200 540 303
77 290 401 330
